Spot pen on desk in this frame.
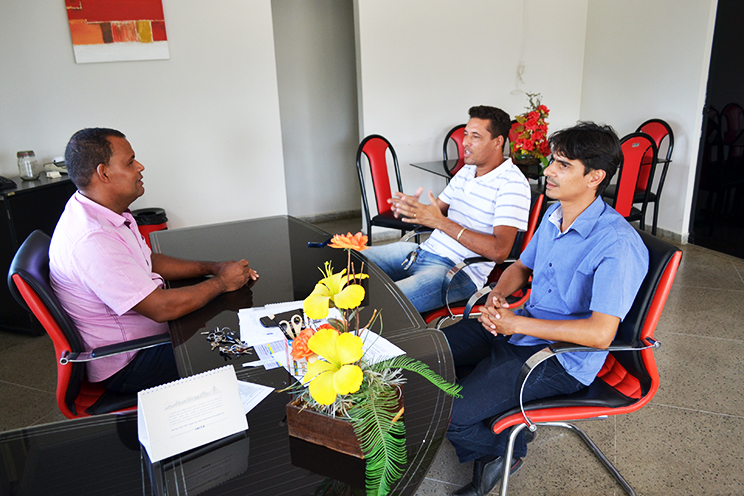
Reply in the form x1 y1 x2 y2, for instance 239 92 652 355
307 236 332 248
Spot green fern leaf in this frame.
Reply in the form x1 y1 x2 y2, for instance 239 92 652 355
369 356 462 397
349 387 407 496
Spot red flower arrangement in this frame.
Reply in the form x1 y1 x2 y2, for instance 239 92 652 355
509 93 551 170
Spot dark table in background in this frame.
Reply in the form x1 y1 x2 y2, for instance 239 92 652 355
0 215 455 496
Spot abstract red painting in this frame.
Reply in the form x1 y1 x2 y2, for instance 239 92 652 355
65 0 169 63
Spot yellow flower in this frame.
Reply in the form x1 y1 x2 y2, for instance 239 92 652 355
303 262 369 320
301 328 364 405
328 232 369 251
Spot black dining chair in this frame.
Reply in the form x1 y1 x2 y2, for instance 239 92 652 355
604 132 657 225
443 124 466 179
355 135 421 244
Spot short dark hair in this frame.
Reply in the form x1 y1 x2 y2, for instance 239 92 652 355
65 128 126 189
468 105 511 143
548 121 622 196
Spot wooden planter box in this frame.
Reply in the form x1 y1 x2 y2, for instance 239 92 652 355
286 387 404 459
286 398 364 458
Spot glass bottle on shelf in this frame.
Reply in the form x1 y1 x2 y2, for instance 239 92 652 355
17 151 40 180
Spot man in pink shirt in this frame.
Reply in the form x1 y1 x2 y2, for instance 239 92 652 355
50 128 259 394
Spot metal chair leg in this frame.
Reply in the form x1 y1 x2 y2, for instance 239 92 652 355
498 421 638 496
499 423 528 496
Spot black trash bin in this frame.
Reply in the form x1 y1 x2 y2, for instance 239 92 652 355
132 208 168 248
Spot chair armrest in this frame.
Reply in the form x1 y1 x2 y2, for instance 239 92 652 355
60 333 171 365
514 337 661 429
444 257 518 319
400 227 434 243
462 285 493 319
547 338 659 354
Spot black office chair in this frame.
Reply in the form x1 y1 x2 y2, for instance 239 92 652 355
8 230 170 418
490 229 682 495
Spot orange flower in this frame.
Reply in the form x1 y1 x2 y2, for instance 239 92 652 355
328 232 368 251
291 327 317 360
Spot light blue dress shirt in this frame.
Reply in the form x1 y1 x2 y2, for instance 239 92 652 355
509 196 649 385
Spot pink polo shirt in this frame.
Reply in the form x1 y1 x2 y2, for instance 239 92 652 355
49 192 169 382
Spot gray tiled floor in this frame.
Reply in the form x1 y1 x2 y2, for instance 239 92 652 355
1 216 743 495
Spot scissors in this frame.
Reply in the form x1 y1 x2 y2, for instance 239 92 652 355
279 314 303 339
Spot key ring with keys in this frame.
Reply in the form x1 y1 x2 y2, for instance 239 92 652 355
202 326 253 359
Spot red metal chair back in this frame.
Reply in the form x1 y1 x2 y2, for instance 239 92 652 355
443 124 466 177
613 133 657 217
636 119 673 191
357 135 402 216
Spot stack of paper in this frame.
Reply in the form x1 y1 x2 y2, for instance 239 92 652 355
238 301 303 369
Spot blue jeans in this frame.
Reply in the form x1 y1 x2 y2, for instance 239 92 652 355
444 319 585 462
364 242 477 313
103 342 180 394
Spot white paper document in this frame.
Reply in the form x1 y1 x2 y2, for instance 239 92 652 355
138 365 248 463
237 302 303 370
359 329 406 364
236 380 273 414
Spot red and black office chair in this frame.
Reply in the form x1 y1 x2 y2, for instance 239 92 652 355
425 190 545 329
356 134 421 244
605 132 658 225
443 124 466 179
488 229 682 496
7 230 170 419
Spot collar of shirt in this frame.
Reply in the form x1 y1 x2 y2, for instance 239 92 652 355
74 191 136 229
460 157 516 181
548 195 606 239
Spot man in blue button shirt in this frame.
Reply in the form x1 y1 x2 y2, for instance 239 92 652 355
444 122 649 496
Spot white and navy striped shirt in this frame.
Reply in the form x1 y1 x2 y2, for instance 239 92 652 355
420 159 531 287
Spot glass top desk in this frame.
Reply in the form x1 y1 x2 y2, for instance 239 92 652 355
411 158 543 181
0 216 454 496
410 159 462 179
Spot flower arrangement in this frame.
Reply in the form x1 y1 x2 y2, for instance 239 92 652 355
288 232 461 496
509 92 551 170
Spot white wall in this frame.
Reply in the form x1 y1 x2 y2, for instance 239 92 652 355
272 0 360 219
580 0 718 239
0 1 287 229
354 0 588 236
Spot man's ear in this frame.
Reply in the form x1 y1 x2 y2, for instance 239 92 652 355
587 168 606 190
95 163 109 183
492 134 505 151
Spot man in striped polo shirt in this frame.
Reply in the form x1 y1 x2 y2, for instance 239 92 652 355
364 105 531 313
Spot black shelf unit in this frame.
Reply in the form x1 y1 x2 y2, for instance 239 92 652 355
1 175 76 335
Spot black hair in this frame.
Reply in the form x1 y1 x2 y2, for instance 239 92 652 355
548 121 622 196
468 105 511 143
65 128 126 189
